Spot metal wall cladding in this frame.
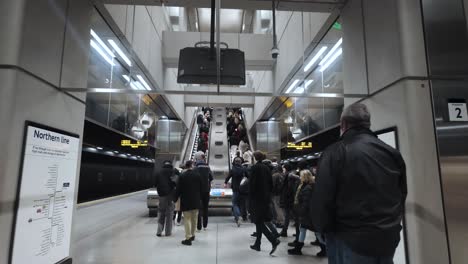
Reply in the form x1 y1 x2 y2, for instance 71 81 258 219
156 119 184 153
432 80 468 264
256 121 281 157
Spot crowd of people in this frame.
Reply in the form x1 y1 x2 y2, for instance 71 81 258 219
154 103 407 264
196 108 212 153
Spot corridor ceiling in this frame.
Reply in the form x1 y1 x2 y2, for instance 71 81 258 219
98 0 347 12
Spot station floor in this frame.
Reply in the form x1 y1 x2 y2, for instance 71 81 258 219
72 192 328 264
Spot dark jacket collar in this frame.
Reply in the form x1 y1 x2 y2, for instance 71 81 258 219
341 127 376 140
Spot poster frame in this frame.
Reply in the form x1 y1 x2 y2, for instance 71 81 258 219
375 126 410 264
8 121 79 264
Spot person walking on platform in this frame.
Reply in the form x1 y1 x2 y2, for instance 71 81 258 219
288 169 317 256
280 164 301 238
225 157 248 227
155 160 178 237
249 151 281 255
193 151 213 231
174 160 203 246
312 103 407 264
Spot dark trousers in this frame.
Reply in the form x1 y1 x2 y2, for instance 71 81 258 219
282 208 291 233
240 194 249 220
197 192 210 230
254 222 275 246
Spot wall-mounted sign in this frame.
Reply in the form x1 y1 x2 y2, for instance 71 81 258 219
121 139 148 148
287 142 312 150
11 122 80 264
448 99 468 122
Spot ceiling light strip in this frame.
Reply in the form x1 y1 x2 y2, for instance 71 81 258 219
304 46 328 72
108 39 132 67
90 39 115 66
319 38 342 67
90 29 114 58
320 48 342 72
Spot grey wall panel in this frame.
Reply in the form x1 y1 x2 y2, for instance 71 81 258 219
256 121 281 157
363 0 403 93
341 0 368 95
19 0 68 86
61 0 93 91
0 1 24 65
360 80 450 264
0 71 86 264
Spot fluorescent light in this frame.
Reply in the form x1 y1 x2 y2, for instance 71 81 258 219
134 81 146 91
137 75 152 90
293 86 304 94
319 38 342 67
305 80 314 88
195 22 198 29
304 46 327 72
108 39 132 67
96 147 103 150
93 88 112 93
320 48 342 72
313 93 342 98
122 75 138 90
90 29 114 58
285 79 300 93
242 24 245 31
90 39 115 66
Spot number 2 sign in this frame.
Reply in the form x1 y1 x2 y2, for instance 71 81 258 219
448 101 468 122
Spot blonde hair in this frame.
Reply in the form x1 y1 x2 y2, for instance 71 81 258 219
300 169 314 184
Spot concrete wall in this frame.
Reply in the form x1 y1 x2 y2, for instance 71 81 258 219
0 1 91 263
341 0 449 263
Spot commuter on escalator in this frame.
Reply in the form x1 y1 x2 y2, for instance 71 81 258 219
224 157 248 227
155 160 178 237
249 151 281 255
174 160 203 246
312 103 407 263
193 151 213 231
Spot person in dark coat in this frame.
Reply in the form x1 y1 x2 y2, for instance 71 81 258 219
225 157 248 226
155 160 177 237
249 151 281 255
193 151 213 231
174 160 203 246
312 103 407 263
288 169 316 255
280 164 300 237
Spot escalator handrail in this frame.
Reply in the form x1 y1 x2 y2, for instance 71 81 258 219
181 107 201 163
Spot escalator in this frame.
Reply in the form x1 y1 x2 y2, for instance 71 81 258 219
207 108 232 207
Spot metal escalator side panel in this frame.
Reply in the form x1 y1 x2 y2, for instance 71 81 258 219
207 108 230 188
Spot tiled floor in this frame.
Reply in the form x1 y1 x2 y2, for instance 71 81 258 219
72 192 328 264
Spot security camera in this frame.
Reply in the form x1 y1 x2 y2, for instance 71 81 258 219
270 48 279 59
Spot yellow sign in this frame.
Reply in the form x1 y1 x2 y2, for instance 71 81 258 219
287 142 312 150
121 139 148 148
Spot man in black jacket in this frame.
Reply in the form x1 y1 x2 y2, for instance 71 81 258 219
174 160 203 246
225 157 248 227
193 151 213 231
312 103 407 264
155 160 177 237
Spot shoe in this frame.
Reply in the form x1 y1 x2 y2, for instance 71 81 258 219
288 240 298 247
250 244 261 251
287 242 304 255
204 227 207 231
310 239 320 246
274 233 281 240
190 236 195 241
156 233 162 237
316 244 327 257
181 239 192 246
236 219 241 227
251 232 257 237
270 240 281 255
280 231 288 237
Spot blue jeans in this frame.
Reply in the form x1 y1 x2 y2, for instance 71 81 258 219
326 234 394 264
232 191 241 220
298 227 307 242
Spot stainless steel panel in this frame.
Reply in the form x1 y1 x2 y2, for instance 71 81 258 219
156 119 170 152
432 80 468 264
256 121 281 158
156 119 184 154
422 0 468 75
